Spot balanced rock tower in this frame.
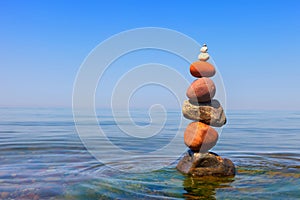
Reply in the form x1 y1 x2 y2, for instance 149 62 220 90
176 44 235 177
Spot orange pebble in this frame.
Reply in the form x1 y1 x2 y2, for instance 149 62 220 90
186 78 216 103
184 122 218 152
190 61 216 78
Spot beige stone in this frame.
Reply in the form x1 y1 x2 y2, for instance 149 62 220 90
182 99 227 127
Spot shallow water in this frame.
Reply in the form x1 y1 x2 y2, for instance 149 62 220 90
0 108 299 199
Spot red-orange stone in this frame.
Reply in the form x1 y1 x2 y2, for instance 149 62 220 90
190 61 216 78
184 122 218 152
186 78 216 103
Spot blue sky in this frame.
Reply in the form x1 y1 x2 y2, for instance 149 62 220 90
0 0 299 110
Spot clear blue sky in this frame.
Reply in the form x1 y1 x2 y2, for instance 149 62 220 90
0 0 299 110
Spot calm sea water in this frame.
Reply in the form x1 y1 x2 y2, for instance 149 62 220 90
0 108 299 199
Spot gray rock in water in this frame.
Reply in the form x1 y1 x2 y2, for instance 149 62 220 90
182 99 226 127
176 151 235 177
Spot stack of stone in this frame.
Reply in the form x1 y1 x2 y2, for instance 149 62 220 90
176 44 235 177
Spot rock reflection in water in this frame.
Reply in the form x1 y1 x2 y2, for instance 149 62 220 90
183 175 234 199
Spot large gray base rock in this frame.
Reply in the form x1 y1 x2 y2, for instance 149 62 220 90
176 151 235 177
182 99 226 127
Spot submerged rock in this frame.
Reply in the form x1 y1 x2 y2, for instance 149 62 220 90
176 151 235 177
182 99 226 127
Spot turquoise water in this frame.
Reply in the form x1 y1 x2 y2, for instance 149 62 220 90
0 108 299 199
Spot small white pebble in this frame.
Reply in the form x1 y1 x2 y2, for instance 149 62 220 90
198 53 210 61
200 46 208 53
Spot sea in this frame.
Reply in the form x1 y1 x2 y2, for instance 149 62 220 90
0 108 299 199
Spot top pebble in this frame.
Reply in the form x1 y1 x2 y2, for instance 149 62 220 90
198 44 210 61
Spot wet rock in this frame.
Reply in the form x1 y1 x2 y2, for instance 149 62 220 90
182 99 227 127
176 151 235 177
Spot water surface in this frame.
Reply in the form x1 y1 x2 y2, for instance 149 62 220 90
0 108 299 199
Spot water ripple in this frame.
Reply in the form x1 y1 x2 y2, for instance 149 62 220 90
0 109 300 199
